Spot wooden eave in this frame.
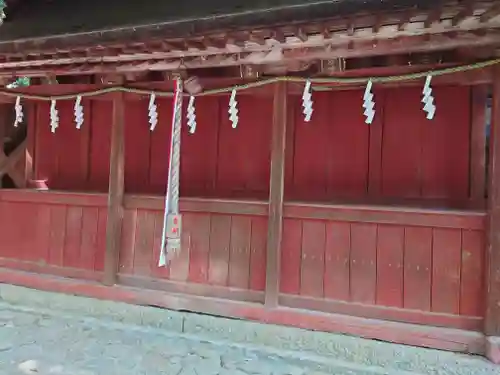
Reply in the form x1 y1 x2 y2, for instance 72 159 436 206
0 0 499 78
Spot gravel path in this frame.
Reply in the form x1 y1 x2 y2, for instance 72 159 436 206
0 295 500 375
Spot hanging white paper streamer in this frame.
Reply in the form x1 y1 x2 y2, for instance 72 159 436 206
148 93 158 131
14 96 23 127
74 95 84 129
363 80 375 124
422 75 436 120
50 99 59 133
229 88 239 128
187 96 197 134
302 80 313 122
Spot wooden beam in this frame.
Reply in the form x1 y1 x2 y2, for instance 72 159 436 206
103 92 125 286
481 4 500 23
0 105 5 188
452 1 474 26
265 81 287 308
486 65 500 341
2 29 499 78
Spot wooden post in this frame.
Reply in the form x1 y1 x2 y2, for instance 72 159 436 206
20 103 35 188
486 66 500 363
0 106 5 189
265 81 287 307
103 93 125 286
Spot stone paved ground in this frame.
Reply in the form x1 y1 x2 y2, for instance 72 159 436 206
1 287 500 375
0 305 383 375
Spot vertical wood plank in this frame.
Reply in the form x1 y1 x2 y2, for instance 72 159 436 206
470 85 488 202
404 227 432 311
180 97 219 197
460 230 485 316
95 208 108 271
149 97 172 194
368 89 385 197
228 215 252 289
187 213 211 284
48 205 67 267
88 100 112 192
132 210 155 276
80 207 99 271
421 86 471 199
124 99 151 194
216 96 272 198
55 102 89 190
376 225 404 308
63 206 83 268
0 202 16 258
292 92 328 199
104 93 125 285
350 223 377 304
486 65 500 336
33 203 51 264
119 209 137 274
324 222 351 301
432 228 462 314
151 210 170 279
300 220 326 298
279 219 302 295
265 82 288 307
169 213 192 282
327 90 371 197
33 102 57 186
381 88 422 198
208 214 231 286
249 217 267 291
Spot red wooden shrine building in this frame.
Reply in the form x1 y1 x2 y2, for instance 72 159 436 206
1 0 500 361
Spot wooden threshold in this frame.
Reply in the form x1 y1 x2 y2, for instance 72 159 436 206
279 294 482 332
0 267 485 355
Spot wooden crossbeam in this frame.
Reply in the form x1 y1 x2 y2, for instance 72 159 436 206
0 139 27 187
481 4 500 22
452 1 474 26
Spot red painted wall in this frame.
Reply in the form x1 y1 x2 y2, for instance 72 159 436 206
2 84 486 330
0 193 107 277
31 86 472 203
280 218 484 318
31 94 273 198
285 86 472 202
32 99 112 192
119 207 268 292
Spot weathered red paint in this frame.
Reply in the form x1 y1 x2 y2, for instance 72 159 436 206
0 83 490 354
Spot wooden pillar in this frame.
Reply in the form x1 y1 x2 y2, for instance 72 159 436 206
103 93 125 286
265 82 287 307
0 106 5 189
486 66 500 363
21 104 35 188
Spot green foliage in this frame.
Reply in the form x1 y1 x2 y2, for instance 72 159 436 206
6 77 30 88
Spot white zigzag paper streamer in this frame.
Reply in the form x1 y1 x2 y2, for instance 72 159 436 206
422 75 436 120
363 80 375 124
50 99 59 133
74 95 84 129
14 96 23 127
229 89 239 128
187 96 196 134
148 93 158 131
302 80 313 122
